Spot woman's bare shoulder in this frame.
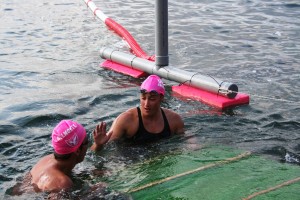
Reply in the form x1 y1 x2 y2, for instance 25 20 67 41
162 108 182 119
117 107 137 122
162 108 185 134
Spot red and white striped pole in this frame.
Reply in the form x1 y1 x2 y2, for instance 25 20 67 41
83 0 154 61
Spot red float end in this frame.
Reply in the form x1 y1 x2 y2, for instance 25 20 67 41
101 60 148 78
172 85 250 109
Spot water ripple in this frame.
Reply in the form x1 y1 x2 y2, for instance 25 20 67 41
263 120 300 130
0 0 300 198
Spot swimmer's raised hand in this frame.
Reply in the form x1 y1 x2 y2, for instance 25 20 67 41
90 122 112 151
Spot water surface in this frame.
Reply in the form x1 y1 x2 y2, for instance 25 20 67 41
0 0 299 199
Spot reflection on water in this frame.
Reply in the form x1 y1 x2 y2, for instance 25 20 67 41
0 0 299 198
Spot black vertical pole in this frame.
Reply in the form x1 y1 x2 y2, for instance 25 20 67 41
155 0 168 67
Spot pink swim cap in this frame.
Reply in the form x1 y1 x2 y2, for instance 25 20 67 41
52 120 87 154
140 75 165 95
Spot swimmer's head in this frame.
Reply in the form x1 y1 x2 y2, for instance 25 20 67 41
140 75 165 96
52 120 86 155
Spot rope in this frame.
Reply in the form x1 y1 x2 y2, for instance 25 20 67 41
177 72 225 97
176 77 297 104
175 71 297 103
243 176 300 200
178 72 221 87
128 151 251 193
250 94 299 103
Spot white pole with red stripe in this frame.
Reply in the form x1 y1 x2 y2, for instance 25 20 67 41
83 0 154 60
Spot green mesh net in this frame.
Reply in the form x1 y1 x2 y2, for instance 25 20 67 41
103 146 300 200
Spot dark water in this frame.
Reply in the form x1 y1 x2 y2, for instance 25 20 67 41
1 0 299 199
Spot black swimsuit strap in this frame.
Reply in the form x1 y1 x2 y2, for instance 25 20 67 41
137 106 144 130
161 108 171 133
131 107 171 144
136 107 170 134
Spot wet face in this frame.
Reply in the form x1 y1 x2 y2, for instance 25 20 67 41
140 90 163 116
77 136 89 163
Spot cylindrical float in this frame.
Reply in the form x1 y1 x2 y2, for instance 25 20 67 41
100 47 238 99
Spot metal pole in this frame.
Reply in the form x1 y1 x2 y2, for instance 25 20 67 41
155 0 169 67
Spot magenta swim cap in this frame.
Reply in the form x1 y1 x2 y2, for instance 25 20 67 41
140 75 165 95
52 120 86 154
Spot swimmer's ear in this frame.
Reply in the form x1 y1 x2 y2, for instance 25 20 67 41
74 149 80 155
160 94 164 101
74 147 83 155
